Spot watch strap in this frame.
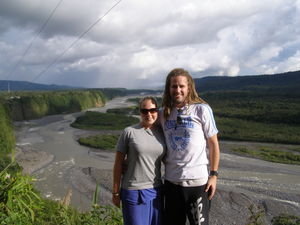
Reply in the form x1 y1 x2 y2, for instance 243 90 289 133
209 170 219 177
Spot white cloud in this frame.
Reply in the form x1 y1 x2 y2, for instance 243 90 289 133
0 0 300 88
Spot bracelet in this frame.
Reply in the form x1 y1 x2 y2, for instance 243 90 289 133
112 192 120 196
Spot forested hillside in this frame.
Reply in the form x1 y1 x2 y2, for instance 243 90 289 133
0 89 123 224
0 102 15 170
194 70 300 93
195 71 300 144
2 90 105 121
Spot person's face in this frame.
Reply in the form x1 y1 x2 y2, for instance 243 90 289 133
169 75 189 108
140 99 158 128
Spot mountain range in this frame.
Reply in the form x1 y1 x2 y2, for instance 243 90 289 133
0 80 76 92
194 70 300 93
1 70 300 92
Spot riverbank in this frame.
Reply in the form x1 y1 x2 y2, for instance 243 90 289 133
15 145 54 174
13 96 300 224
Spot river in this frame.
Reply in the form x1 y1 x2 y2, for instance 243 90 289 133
14 96 300 224
15 96 136 210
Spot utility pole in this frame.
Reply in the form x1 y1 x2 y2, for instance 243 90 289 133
7 81 10 93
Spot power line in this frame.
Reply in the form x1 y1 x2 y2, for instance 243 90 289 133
31 0 123 83
4 0 64 80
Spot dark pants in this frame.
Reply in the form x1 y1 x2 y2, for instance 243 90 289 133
164 180 210 225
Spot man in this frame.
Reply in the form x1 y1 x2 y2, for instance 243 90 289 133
160 68 220 225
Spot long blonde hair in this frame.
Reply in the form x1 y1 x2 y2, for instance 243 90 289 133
162 68 206 118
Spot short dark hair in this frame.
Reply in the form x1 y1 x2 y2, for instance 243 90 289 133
139 96 158 110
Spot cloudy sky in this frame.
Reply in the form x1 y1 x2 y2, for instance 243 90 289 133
0 0 300 88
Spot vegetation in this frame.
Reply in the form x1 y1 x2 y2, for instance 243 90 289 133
215 117 300 144
107 106 139 115
93 88 160 101
246 204 265 225
0 164 123 225
0 80 73 92
71 111 139 130
204 91 300 125
78 134 120 150
232 146 300 165
194 70 300 93
0 92 123 225
0 102 17 171
271 214 300 225
3 90 105 121
96 88 128 100
1 76 299 224
201 91 300 145
124 92 300 145
105 96 162 116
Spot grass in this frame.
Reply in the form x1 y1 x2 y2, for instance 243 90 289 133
232 146 300 165
73 105 300 165
288 146 300 153
78 134 120 150
271 214 300 225
0 163 123 225
72 111 137 151
216 117 300 145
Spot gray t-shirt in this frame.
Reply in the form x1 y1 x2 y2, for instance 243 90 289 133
116 123 166 190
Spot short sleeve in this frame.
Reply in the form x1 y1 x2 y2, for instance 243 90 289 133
197 104 218 138
116 128 130 154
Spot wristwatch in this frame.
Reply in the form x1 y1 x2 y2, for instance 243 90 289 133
209 170 219 177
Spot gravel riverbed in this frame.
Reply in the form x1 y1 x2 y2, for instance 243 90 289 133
14 96 300 225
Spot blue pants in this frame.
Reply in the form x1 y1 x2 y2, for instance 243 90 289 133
121 188 162 225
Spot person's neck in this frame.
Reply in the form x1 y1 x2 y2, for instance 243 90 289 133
174 102 187 109
141 122 153 129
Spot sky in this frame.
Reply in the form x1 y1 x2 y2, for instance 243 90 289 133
0 0 300 89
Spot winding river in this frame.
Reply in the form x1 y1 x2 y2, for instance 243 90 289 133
14 96 300 223
15 96 136 210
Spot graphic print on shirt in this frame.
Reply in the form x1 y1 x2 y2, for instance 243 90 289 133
165 116 193 151
190 197 205 224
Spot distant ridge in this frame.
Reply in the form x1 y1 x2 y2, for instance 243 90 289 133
0 80 78 91
1 70 300 92
194 70 300 92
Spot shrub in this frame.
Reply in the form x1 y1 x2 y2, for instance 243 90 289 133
271 214 300 225
78 134 120 150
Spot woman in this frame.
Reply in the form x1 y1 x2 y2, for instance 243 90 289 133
112 96 166 225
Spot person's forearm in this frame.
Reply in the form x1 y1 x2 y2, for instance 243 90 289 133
208 134 220 171
113 152 125 194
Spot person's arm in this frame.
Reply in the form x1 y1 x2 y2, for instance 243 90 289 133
112 151 126 207
205 134 220 200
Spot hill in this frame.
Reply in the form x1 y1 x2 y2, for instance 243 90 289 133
194 70 300 145
194 70 300 94
0 80 77 91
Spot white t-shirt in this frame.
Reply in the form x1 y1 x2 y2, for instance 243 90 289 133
160 104 218 184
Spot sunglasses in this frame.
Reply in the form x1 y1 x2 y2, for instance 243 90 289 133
177 116 183 125
140 108 158 115
176 108 185 128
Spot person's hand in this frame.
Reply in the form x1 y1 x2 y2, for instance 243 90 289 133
205 176 217 200
112 193 121 207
